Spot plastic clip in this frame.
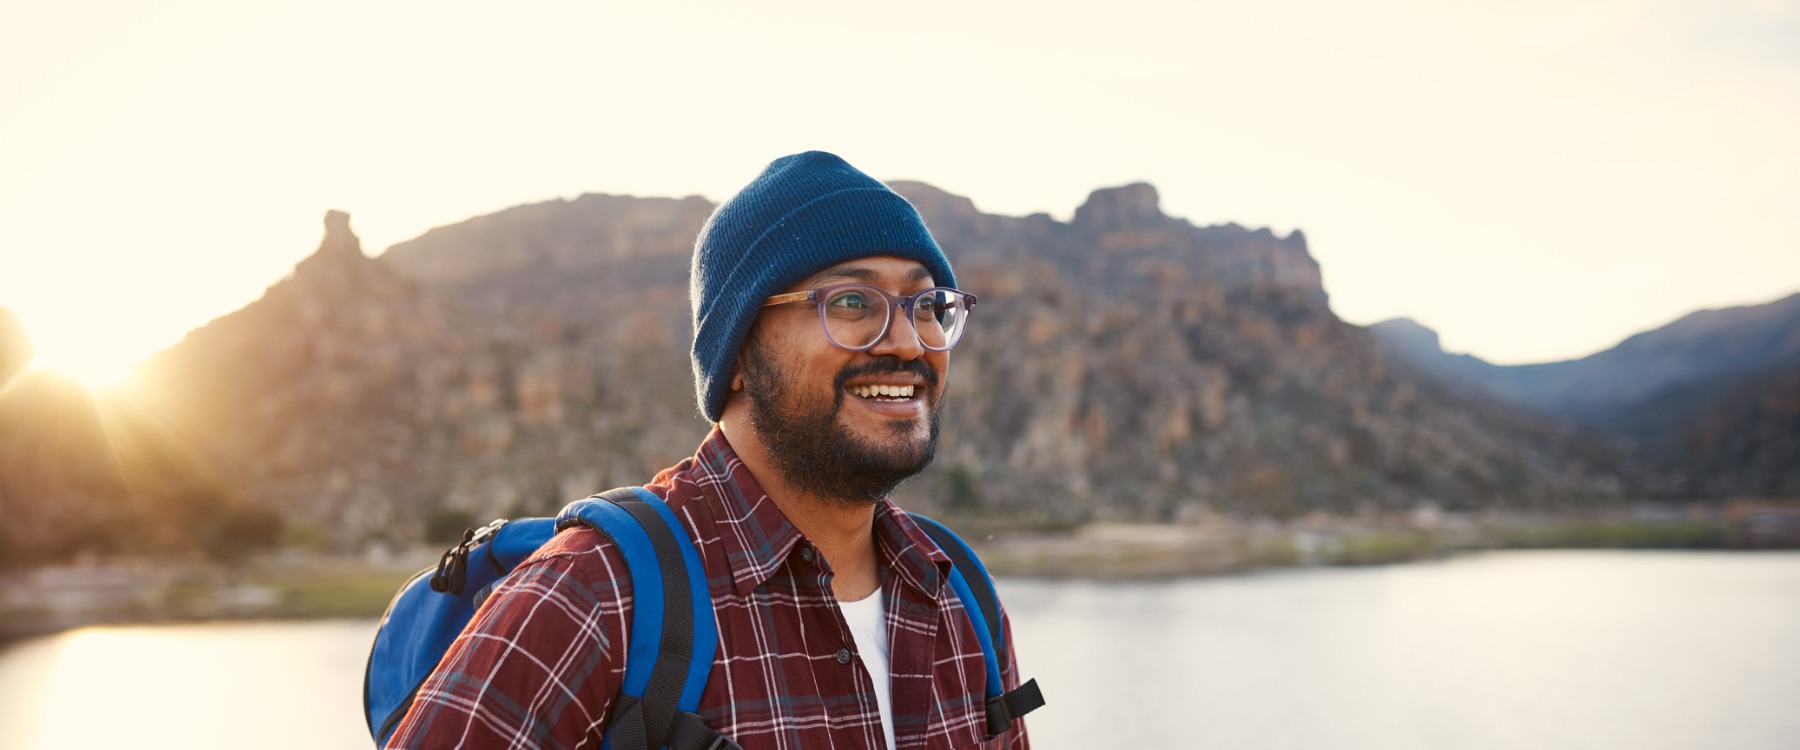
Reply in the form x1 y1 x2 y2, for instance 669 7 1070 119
429 527 475 595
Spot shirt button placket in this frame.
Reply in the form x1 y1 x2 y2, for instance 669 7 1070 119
835 647 853 665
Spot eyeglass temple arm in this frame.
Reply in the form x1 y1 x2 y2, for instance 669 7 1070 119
761 289 975 308
762 291 816 307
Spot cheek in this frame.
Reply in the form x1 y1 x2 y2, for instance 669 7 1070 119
754 317 844 382
927 352 951 395
795 347 857 398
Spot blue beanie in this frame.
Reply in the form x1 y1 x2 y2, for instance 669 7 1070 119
690 151 956 422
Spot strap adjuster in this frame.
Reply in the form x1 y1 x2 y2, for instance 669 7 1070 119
983 678 1046 736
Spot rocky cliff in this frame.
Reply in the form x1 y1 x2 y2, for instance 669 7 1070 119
115 210 714 548
377 183 1619 524
883 182 1615 519
6 184 1642 562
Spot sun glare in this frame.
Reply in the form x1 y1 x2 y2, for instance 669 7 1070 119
15 318 145 390
28 349 138 390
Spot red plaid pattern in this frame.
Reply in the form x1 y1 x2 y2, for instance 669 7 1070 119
387 427 1031 749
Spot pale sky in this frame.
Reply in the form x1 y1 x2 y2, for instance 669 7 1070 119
3 0 1796 386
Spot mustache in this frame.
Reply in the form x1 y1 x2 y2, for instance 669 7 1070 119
833 357 940 392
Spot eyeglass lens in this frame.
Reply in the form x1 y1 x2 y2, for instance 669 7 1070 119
820 286 970 351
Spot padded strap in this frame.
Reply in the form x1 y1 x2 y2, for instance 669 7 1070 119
559 487 722 750
909 513 1045 736
611 490 696 750
631 487 720 714
606 695 649 750
911 516 1003 644
664 711 742 750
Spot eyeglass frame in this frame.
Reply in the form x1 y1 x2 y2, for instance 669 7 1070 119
760 283 978 353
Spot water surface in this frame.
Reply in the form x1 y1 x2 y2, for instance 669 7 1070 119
2 550 1796 749
1005 550 1800 749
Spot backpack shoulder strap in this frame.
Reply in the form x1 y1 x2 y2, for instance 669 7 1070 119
907 512 1046 736
557 487 733 750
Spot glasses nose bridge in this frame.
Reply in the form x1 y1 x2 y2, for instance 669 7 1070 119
875 289 926 348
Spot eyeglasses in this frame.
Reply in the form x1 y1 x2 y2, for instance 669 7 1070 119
761 284 978 352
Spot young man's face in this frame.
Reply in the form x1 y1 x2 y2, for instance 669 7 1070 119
737 255 953 504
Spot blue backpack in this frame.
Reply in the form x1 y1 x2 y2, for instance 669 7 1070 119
364 487 1044 749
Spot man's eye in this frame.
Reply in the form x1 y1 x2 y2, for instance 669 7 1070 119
914 295 940 317
827 291 871 310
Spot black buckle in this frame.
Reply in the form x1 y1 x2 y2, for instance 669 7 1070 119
984 694 1013 735
429 528 475 595
704 735 743 750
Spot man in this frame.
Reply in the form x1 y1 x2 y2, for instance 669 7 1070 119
387 151 1031 749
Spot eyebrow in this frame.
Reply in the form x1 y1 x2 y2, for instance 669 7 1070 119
813 264 934 285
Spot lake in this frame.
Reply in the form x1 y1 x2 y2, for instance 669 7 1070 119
3 550 1797 749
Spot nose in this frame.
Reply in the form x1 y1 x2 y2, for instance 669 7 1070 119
866 299 926 360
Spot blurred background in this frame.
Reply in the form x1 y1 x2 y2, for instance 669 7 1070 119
2 1 1796 748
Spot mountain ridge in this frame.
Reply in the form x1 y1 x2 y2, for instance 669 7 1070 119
23 178 1787 566
1371 295 1800 497
1370 292 1800 420
239 183 1626 527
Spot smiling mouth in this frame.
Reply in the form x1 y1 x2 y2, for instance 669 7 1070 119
848 384 916 402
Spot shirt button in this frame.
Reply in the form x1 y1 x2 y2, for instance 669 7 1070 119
836 648 853 664
800 547 816 563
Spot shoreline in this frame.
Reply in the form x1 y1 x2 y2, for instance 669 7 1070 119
968 506 1749 578
5 501 1796 646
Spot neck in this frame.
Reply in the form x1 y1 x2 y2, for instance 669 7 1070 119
718 417 883 601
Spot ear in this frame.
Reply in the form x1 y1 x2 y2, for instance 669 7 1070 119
731 321 762 393
726 343 747 393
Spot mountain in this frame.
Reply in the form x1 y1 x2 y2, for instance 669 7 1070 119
1372 294 1800 423
121 210 716 549
1364 318 1502 394
882 182 1616 518
0 309 281 566
1372 295 1800 498
6 183 1638 562
1 309 128 564
1590 363 1800 498
379 182 1620 524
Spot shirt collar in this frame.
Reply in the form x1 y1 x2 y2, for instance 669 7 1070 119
872 498 953 599
690 428 950 599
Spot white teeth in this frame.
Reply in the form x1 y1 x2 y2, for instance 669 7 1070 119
851 384 915 400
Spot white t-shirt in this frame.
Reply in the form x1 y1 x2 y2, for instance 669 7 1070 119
838 589 896 750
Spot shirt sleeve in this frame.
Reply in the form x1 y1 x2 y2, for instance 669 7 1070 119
386 530 631 750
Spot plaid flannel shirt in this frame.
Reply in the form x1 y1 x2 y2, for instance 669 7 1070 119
387 427 1031 749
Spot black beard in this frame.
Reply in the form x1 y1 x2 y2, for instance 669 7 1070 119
741 346 942 507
